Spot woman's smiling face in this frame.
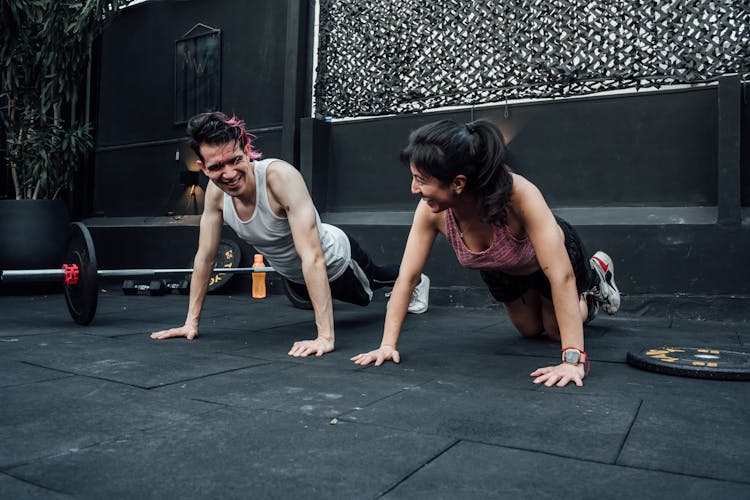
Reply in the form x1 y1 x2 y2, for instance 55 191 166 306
409 162 458 213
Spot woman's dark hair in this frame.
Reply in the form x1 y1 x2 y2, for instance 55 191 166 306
186 111 262 163
400 119 512 225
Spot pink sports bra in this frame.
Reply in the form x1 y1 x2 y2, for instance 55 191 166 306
444 209 536 272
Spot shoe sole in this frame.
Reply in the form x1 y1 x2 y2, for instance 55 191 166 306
591 253 620 314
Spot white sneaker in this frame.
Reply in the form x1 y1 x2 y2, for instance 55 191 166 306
408 274 430 314
589 251 620 315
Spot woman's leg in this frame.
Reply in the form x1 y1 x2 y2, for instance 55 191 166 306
537 294 590 341
502 288 544 337
539 295 589 341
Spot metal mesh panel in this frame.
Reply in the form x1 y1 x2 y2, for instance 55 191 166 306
315 0 750 118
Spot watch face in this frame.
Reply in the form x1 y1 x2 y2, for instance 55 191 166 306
563 349 581 364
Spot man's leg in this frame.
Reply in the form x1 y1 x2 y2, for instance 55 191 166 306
346 233 399 290
347 232 430 313
329 264 373 306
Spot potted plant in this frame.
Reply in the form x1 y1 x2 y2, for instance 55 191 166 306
0 0 128 270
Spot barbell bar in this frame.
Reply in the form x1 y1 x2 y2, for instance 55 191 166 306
1 266 276 281
0 222 276 326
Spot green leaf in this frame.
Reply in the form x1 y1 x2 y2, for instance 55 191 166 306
3 0 126 199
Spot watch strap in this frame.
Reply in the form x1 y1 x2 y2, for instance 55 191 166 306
561 348 590 376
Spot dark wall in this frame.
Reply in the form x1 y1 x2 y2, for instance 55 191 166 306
92 0 288 216
742 82 750 207
324 87 718 212
478 89 718 208
326 111 471 211
0 125 6 199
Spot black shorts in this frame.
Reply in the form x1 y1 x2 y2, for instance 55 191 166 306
479 217 593 303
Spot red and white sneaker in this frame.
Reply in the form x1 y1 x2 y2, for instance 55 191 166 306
589 251 620 315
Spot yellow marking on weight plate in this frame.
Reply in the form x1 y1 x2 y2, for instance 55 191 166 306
707 362 718 367
666 348 685 353
692 361 706 366
662 357 678 362
646 350 670 357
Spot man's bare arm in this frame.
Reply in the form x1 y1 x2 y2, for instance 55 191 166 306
266 161 335 356
151 183 224 340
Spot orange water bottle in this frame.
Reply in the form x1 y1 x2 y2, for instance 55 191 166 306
251 254 267 298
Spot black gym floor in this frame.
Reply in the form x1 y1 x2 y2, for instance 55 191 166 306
1 289 748 498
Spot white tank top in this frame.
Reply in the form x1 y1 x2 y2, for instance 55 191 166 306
222 159 350 284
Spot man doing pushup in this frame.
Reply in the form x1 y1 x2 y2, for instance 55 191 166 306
151 112 429 356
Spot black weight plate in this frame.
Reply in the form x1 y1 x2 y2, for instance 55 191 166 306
282 279 313 310
63 222 99 325
627 346 750 381
192 239 241 293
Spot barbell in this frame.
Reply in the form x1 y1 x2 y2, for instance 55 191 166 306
1 222 276 326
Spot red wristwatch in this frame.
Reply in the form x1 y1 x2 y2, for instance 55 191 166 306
561 348 590 376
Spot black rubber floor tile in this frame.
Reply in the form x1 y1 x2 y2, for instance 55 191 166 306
0 376 216 468
384 350 560 387
618 399 750 484
11 334 269 388
382 440 750 499
399 306 509 335
0 332 105 361
340 378 640 463
670 318 746 335
0 320 69 337
199 293 325 320
7 407 454 499
117 325 275 353
0 359 72 388
154 364 430 418
224 320 395 366
0 473 70 500
570 362 750 409
0 295 72 335
71 293 311 334
0 293 182 335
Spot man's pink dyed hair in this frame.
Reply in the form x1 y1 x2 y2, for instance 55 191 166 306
186 111 263 162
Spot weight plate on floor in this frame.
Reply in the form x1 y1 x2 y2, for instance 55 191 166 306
627 346 750 381
63 222 99 325
282 279 313 310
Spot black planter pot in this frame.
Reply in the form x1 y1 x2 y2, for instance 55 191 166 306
0 199 71 272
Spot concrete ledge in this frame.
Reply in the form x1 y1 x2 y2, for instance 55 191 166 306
83 215 202 228
83 205 726 229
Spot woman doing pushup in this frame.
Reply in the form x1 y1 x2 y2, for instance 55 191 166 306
352 119 620 388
